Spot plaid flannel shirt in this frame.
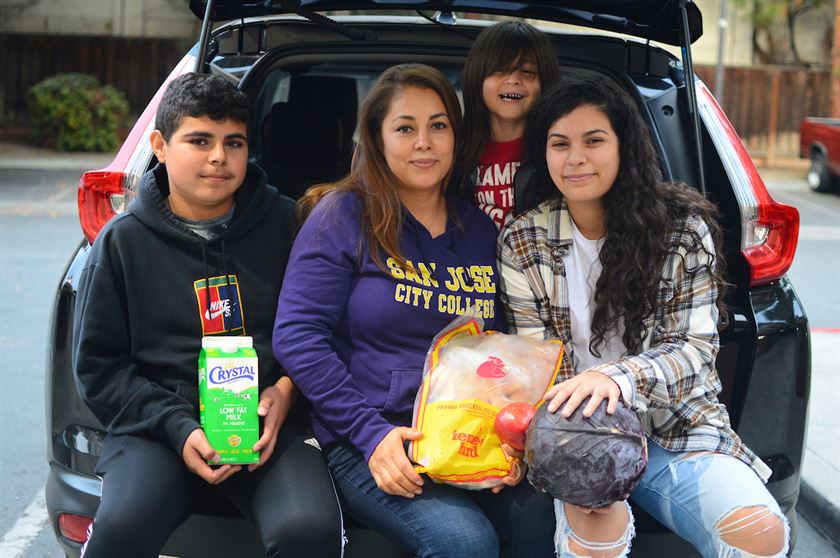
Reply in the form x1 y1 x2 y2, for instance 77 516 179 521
497 197 771 482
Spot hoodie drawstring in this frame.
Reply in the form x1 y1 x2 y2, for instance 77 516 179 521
200 240 236 335
221 239 236 333
200 242 213 325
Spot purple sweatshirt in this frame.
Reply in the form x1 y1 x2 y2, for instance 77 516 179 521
273 191 500 461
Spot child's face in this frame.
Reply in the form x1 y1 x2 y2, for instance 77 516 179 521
150 116 248 220
481 58 541 133
381 86 454 196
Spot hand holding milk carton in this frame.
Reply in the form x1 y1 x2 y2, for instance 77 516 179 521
198 337 260 465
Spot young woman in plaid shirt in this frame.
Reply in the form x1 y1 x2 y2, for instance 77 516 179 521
498 75 789 558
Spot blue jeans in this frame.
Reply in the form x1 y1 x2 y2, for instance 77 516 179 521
326 442 555 558
554 440 790 558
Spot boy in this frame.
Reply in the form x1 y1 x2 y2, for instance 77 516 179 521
73 73 342 558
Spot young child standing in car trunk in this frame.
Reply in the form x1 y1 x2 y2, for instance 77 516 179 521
72 73 343 558
456 21 560 227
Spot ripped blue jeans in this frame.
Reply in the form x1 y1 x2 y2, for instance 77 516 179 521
554 440 790 558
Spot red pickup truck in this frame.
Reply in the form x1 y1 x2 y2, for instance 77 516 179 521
800 117 840 192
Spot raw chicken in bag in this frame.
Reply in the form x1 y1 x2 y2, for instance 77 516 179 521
410 314 564 489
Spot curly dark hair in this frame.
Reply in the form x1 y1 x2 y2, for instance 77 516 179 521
155 73 249 141
524 74 728 355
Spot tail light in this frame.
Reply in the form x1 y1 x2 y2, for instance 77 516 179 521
741 191 800 285
77 52 195 244
78 172 128 243
697 83 800 286
58 513 93 544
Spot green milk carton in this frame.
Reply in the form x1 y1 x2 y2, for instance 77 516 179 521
198 336 260 465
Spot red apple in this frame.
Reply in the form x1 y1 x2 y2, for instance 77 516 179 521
494 402 537 451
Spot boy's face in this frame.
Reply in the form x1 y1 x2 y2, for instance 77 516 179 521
150 116 248 220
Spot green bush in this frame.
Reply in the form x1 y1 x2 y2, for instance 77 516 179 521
26 73 130 152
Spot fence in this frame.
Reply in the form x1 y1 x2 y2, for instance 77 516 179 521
695 65 831 163
0 34 187 133
0 35 833 163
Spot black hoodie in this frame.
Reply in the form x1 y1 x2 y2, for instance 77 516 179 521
73 163 295 454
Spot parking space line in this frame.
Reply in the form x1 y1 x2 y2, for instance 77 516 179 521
46 187 74 203
771 190 840 220
799 225 840 241
0 486 48 558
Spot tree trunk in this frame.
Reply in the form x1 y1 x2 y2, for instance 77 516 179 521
788 5 804 64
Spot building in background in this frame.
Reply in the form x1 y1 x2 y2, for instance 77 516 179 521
681 0 832 68
0 0 834 161
0 0 197 139
0 0 197 39
688 0 834 163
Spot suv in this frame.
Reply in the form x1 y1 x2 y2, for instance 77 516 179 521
46 1 809 557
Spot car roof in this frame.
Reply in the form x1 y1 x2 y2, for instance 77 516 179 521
189 0 702 46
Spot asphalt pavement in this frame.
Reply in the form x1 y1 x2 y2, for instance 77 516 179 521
760 166 840 547
0 140 837 556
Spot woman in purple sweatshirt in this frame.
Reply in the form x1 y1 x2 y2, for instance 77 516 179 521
273 64 555 557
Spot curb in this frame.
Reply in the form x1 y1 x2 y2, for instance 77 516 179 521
0 201 78 217
798 481 840 549
0 142 115 171
0 158 113 171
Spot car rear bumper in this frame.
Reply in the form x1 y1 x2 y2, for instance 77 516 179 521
45 459 407 558
46 245 809 557
45 462 100 558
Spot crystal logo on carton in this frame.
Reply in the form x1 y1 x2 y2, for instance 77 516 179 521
198 336 260 465
209 365 255 385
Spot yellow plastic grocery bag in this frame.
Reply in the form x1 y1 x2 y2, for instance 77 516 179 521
410 314 564 489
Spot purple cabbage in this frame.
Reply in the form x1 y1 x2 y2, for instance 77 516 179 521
524 397 647 508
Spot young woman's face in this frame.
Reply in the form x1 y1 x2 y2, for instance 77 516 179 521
546 104 620 210
481 57 541 130
381 86 455 194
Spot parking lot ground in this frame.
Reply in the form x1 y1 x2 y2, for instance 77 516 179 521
0 144 837 556
760 165 840 549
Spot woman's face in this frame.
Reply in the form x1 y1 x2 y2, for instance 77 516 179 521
381 86 454 195
546 104 619 211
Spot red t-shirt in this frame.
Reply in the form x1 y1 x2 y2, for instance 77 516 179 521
473 137 523 228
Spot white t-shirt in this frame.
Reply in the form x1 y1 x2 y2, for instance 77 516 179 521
562 219 626 372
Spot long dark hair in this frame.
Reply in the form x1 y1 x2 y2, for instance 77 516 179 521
524 74 728 355
455 21 560 196
297 63 462 271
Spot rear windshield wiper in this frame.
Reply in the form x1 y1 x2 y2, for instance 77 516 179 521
283 2 376 41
